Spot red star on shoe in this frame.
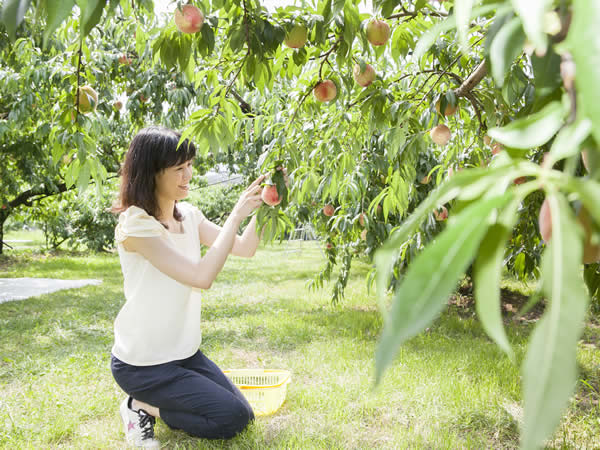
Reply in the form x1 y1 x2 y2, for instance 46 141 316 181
128 420 135 431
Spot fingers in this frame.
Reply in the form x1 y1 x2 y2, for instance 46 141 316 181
248 174 266 189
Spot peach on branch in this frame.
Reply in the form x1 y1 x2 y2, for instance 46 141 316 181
174 4 204 34
366 19 390 46
492 142 503 155
435 99 458 116
113 101 123 110
284 24 307 48
313 80 337 102
430 124 451 146
118 54 132 65
514 176 527 185
360 229 368 241
420 175 431 185
483 135 492 146
353 63 376 87
261 184 281 206
434 206 448 221
323 204 335 217
77 85 98 113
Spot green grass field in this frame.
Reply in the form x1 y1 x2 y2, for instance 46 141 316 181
0 237 599 449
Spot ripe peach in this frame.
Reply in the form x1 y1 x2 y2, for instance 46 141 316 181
430 124 451 146
492 142 503 155
313 80 337 102
434 206 448 221
323 204 335 217
118 54 131 65
174 4 204 34
353 63 376 87
514 176 527 185
435 99 458 116
420 175 430 185
366 19 390 46
538 198 552 242
358 212 365 227
113 101 123 110
261 184 281 206
284 24 307 48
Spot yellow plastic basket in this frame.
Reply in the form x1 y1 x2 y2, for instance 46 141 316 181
223 369 291 416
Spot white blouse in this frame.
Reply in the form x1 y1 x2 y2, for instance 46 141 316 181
112 202 206 366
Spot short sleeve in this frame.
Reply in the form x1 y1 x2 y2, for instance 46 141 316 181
114 206 167 244
177 201 207 225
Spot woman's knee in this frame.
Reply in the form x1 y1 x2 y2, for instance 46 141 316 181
181 400 252 439
219 400 253 439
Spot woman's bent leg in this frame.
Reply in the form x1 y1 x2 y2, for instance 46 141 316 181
111 353 253 440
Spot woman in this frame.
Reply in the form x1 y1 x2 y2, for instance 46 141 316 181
110 126 265 447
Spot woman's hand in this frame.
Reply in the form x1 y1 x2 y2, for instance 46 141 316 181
232 174 266 219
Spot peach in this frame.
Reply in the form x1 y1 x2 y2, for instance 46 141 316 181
174 4 204 34
284 24 307 48
261 184 281 206
313 80 337 102
323 204 335 217
77 85 98 113
353 63 376 87
366 19 390 46
430 124 451 146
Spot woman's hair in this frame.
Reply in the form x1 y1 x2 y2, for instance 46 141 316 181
112 126 196 227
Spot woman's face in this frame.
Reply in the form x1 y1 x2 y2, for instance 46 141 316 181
155 159 194 201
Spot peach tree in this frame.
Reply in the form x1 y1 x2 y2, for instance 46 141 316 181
2 0 600 447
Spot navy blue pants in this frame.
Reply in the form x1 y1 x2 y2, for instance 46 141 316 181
111 350 254 439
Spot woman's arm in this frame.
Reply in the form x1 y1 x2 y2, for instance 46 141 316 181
122 210 244 289
198 215 263 258
121 175 264 289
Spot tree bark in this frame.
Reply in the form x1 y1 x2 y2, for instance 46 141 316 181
455 60 487 98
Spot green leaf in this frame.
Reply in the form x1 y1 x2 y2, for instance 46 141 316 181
413 4 502 61
521 193 589 449
474 221 515 359
78 0 105 38
547 118 592 166
455 0 476 54
1 0 31 40
531 47 562 102
375 193 513 384
511 0 551 55
568 0 600 145
373 164 522 310
488 101 565 149
489 16 525 87
43 0 76 47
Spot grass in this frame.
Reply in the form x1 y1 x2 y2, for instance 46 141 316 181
0 236 599 449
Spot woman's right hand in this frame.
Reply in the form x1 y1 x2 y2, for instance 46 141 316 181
232 174 266 219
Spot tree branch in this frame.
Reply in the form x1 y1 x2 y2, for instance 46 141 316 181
454 60 487 98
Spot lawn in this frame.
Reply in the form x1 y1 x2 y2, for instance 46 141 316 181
0 240 599 449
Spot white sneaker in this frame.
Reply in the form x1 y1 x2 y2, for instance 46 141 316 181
119 397 160 448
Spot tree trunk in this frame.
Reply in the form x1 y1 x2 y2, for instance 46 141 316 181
0 211 7 255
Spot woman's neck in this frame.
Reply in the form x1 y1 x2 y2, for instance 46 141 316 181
156 197 176 223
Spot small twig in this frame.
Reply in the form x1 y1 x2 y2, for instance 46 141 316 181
318 36 341 80
75 44 83 121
